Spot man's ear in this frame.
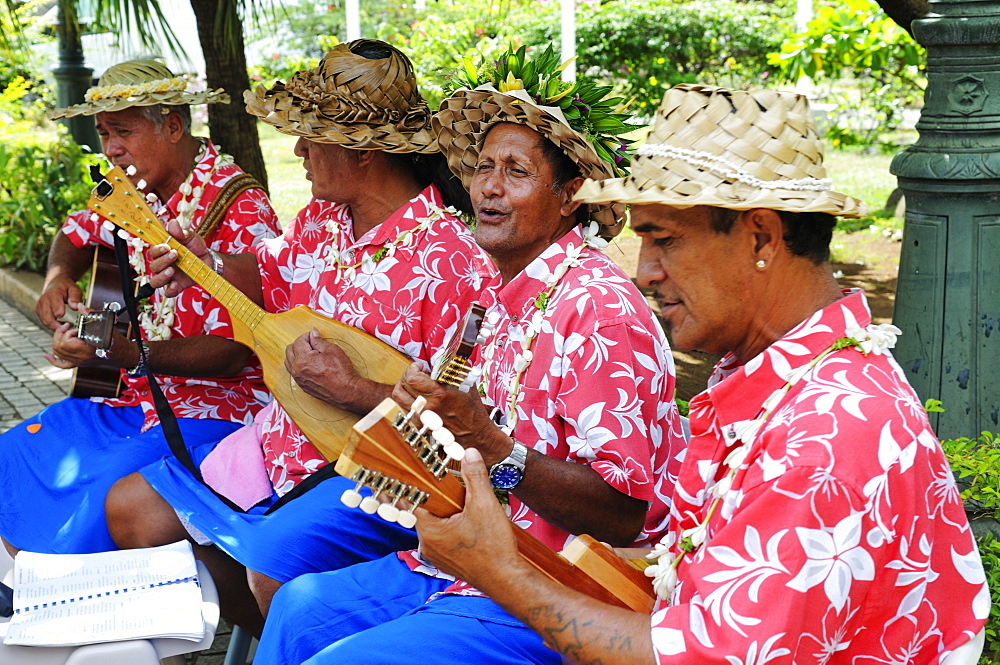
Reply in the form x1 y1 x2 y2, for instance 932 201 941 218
163 112 186 144
559 176 586 218
356 149 377 168
740 208 784 266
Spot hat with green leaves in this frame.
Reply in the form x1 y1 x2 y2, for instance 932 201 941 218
433 44 634 237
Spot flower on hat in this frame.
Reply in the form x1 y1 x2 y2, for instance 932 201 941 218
453 44 635 176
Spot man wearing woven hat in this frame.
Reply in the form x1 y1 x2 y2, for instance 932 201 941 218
0 60 280 562
406 84 989 664
105 40 493 634
250 44 687 665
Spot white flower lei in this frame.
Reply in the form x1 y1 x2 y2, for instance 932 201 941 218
324 203 457 286
477 223 609 434
643 322 901 601
108 143 234 341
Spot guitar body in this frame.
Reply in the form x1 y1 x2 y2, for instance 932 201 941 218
70 246 128 399
238 306 411 461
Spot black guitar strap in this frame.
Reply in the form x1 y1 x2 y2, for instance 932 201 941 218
110 233 245 514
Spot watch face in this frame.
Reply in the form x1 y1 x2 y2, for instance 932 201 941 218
489 464 523 490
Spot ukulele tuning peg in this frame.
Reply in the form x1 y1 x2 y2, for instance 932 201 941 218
396 510 417 529
126 165 137 177
90 213 100 223
102 221 116 233
145 193 158 203
340 488 363 508
402 395 428 426
136 179 147 190
418 409 443 431
117 230 131 241
444 442 466 461
376 502 400 523
359 495 381 514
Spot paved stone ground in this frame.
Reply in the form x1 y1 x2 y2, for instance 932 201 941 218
0 295 249 663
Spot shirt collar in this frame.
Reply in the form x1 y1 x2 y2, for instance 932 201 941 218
496 225 587 318
692 288 872 427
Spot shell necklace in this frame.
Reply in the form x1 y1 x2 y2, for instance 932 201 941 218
643 322 902 601
477 223 609 434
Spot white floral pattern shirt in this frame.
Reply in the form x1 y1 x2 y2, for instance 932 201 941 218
650 290 988 664
401 225 688 594
253 186 495 494
62 140 281 431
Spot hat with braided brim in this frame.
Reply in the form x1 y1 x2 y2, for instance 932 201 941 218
434 84 627 237
48 60 229 120
575 84 866 218
245 39 437 154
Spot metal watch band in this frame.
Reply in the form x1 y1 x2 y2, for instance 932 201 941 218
127 341 151 377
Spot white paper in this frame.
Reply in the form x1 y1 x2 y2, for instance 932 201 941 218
3 541 205 646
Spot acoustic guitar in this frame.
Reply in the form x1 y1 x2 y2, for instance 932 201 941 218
69 246 130 399
86 166 411 462
335 398 656 613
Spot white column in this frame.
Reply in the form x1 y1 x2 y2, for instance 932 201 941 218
346 0 361 40
794 0 813 32
560 0 576 83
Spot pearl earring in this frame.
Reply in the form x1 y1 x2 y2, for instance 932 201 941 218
755 259 766 269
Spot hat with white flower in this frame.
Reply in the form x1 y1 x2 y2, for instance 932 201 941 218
244 39 437 154
433 44 634 238
575 84 866 218
48 59 229 119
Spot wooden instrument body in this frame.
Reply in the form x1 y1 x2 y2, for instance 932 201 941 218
336 399 656 613
87 166 410 461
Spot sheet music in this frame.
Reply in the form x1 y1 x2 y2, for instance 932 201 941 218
3 541 205 646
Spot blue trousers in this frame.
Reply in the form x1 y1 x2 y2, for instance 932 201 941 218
0 398 240 553
141 450 418 582
254 554 560 665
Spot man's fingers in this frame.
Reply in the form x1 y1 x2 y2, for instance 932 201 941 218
459 448 493 500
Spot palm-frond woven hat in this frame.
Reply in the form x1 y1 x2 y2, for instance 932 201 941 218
49 60 229 120
433 44 635 238
576 84 866 218
245 39 436 154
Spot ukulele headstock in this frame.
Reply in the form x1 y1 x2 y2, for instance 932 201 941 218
87 165 170 247
430 303 489 392
335 397 466 528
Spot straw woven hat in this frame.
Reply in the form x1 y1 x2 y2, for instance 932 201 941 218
576 84 865 218
49 60 229 120
245 39 436 154
434 85 627 237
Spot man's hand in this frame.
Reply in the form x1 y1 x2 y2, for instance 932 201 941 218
146 219 211 297
36 278 84 331
415 448 523 584
285 329 387 415
392 363 510 465
45 322 139 371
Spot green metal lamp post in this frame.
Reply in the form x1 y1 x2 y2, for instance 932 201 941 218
51 0 99 151
890 0 1000 438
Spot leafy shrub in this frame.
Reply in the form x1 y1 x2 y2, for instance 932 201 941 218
0 78 99 273
767 0 924 150
941 430 1000 663
523 0 792 114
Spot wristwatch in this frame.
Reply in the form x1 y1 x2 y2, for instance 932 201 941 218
127 341 150 377
489 439 528 490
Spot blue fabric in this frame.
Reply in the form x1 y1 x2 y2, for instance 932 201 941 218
0 398 240 554
254 555 559 665
140 453 418 581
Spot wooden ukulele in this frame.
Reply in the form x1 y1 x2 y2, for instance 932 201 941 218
86 166 411 462
70 246 130 398
335 398 656 613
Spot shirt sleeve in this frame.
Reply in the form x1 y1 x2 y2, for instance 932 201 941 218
554 317 668 502
62 209 113 249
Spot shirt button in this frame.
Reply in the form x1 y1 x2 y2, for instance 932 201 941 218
511 315 519 322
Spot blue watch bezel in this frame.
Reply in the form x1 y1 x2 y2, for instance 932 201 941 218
489 463 523 490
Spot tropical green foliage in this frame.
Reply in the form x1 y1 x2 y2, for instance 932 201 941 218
768 0 924 149
941 430 1000 663
0 78 99 271
522 0 791 114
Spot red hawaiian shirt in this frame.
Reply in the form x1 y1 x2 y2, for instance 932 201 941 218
401 225 688 593
62 140 281 431
253 186 495 494
649 290 988 664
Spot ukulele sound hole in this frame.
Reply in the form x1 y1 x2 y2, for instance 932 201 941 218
286 337 370 423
